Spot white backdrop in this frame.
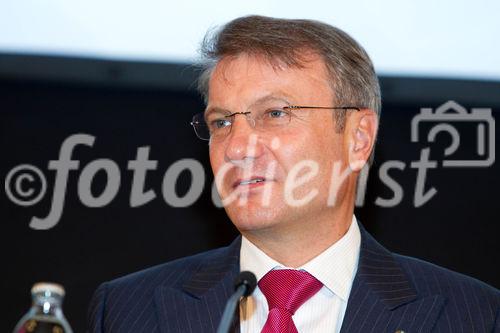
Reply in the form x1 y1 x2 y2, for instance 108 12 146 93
1 0 499 80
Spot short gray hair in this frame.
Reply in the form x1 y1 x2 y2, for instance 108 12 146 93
197 15 381 162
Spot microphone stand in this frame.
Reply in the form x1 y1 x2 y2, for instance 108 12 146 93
216 271 257 333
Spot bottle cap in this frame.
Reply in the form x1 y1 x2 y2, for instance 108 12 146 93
31 282 66 296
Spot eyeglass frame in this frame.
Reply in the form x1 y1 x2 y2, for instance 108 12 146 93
190 105 361 141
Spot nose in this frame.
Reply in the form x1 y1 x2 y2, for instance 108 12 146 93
224 114 264 164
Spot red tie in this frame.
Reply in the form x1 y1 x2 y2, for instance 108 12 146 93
258 269 323 333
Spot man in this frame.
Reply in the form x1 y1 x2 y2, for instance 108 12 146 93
88 16 499 332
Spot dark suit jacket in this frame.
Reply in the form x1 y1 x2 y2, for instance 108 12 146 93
88 226 500 332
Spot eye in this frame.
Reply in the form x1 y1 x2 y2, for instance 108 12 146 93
210 118 231 129
266 109 289 118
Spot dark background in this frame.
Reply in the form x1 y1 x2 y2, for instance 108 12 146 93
0 54 498 332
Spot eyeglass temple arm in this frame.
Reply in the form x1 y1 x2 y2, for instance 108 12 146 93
285 106 360 111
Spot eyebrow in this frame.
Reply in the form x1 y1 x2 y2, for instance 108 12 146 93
204 107 232 119
204 93 293 118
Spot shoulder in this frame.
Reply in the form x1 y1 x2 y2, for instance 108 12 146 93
394 253 500 307
87 242 239 331
104 244 234 292
360 224 499 305
87 244 236 332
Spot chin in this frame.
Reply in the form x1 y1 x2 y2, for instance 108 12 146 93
225 202 284 233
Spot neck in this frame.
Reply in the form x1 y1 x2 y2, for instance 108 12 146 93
242 205 354 268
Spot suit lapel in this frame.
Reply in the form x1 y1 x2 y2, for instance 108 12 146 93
155 237 242 333
340 225 445 332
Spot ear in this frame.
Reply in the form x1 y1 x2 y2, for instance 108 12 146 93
344 109 378 171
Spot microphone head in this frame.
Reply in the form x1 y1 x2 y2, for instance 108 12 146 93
234 271 257 296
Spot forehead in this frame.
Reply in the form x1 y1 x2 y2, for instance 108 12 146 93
207 53 333 108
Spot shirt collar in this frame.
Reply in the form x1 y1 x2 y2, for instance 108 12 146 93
240 215 360 301
240 236 282 283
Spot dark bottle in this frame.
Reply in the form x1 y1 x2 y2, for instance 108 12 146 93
13 282 73 333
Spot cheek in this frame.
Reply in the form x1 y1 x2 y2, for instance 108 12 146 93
276 131 345 185
272 138 309 173
276 127 337 164
209 144 225 174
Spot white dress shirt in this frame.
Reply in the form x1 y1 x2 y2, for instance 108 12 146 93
239 216 361 333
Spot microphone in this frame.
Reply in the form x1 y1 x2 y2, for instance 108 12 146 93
216 271 257 333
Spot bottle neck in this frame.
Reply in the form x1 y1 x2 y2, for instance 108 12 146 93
31 291 64 316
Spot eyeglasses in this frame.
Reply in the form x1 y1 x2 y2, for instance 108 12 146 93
190 105 360 141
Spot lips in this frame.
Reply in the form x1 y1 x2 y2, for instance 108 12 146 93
233 177 268 188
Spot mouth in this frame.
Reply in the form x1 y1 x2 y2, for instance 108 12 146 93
233 177 268 188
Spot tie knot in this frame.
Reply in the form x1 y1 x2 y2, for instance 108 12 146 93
258 269 323 315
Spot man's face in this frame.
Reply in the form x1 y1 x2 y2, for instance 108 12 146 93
207 53 352 234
